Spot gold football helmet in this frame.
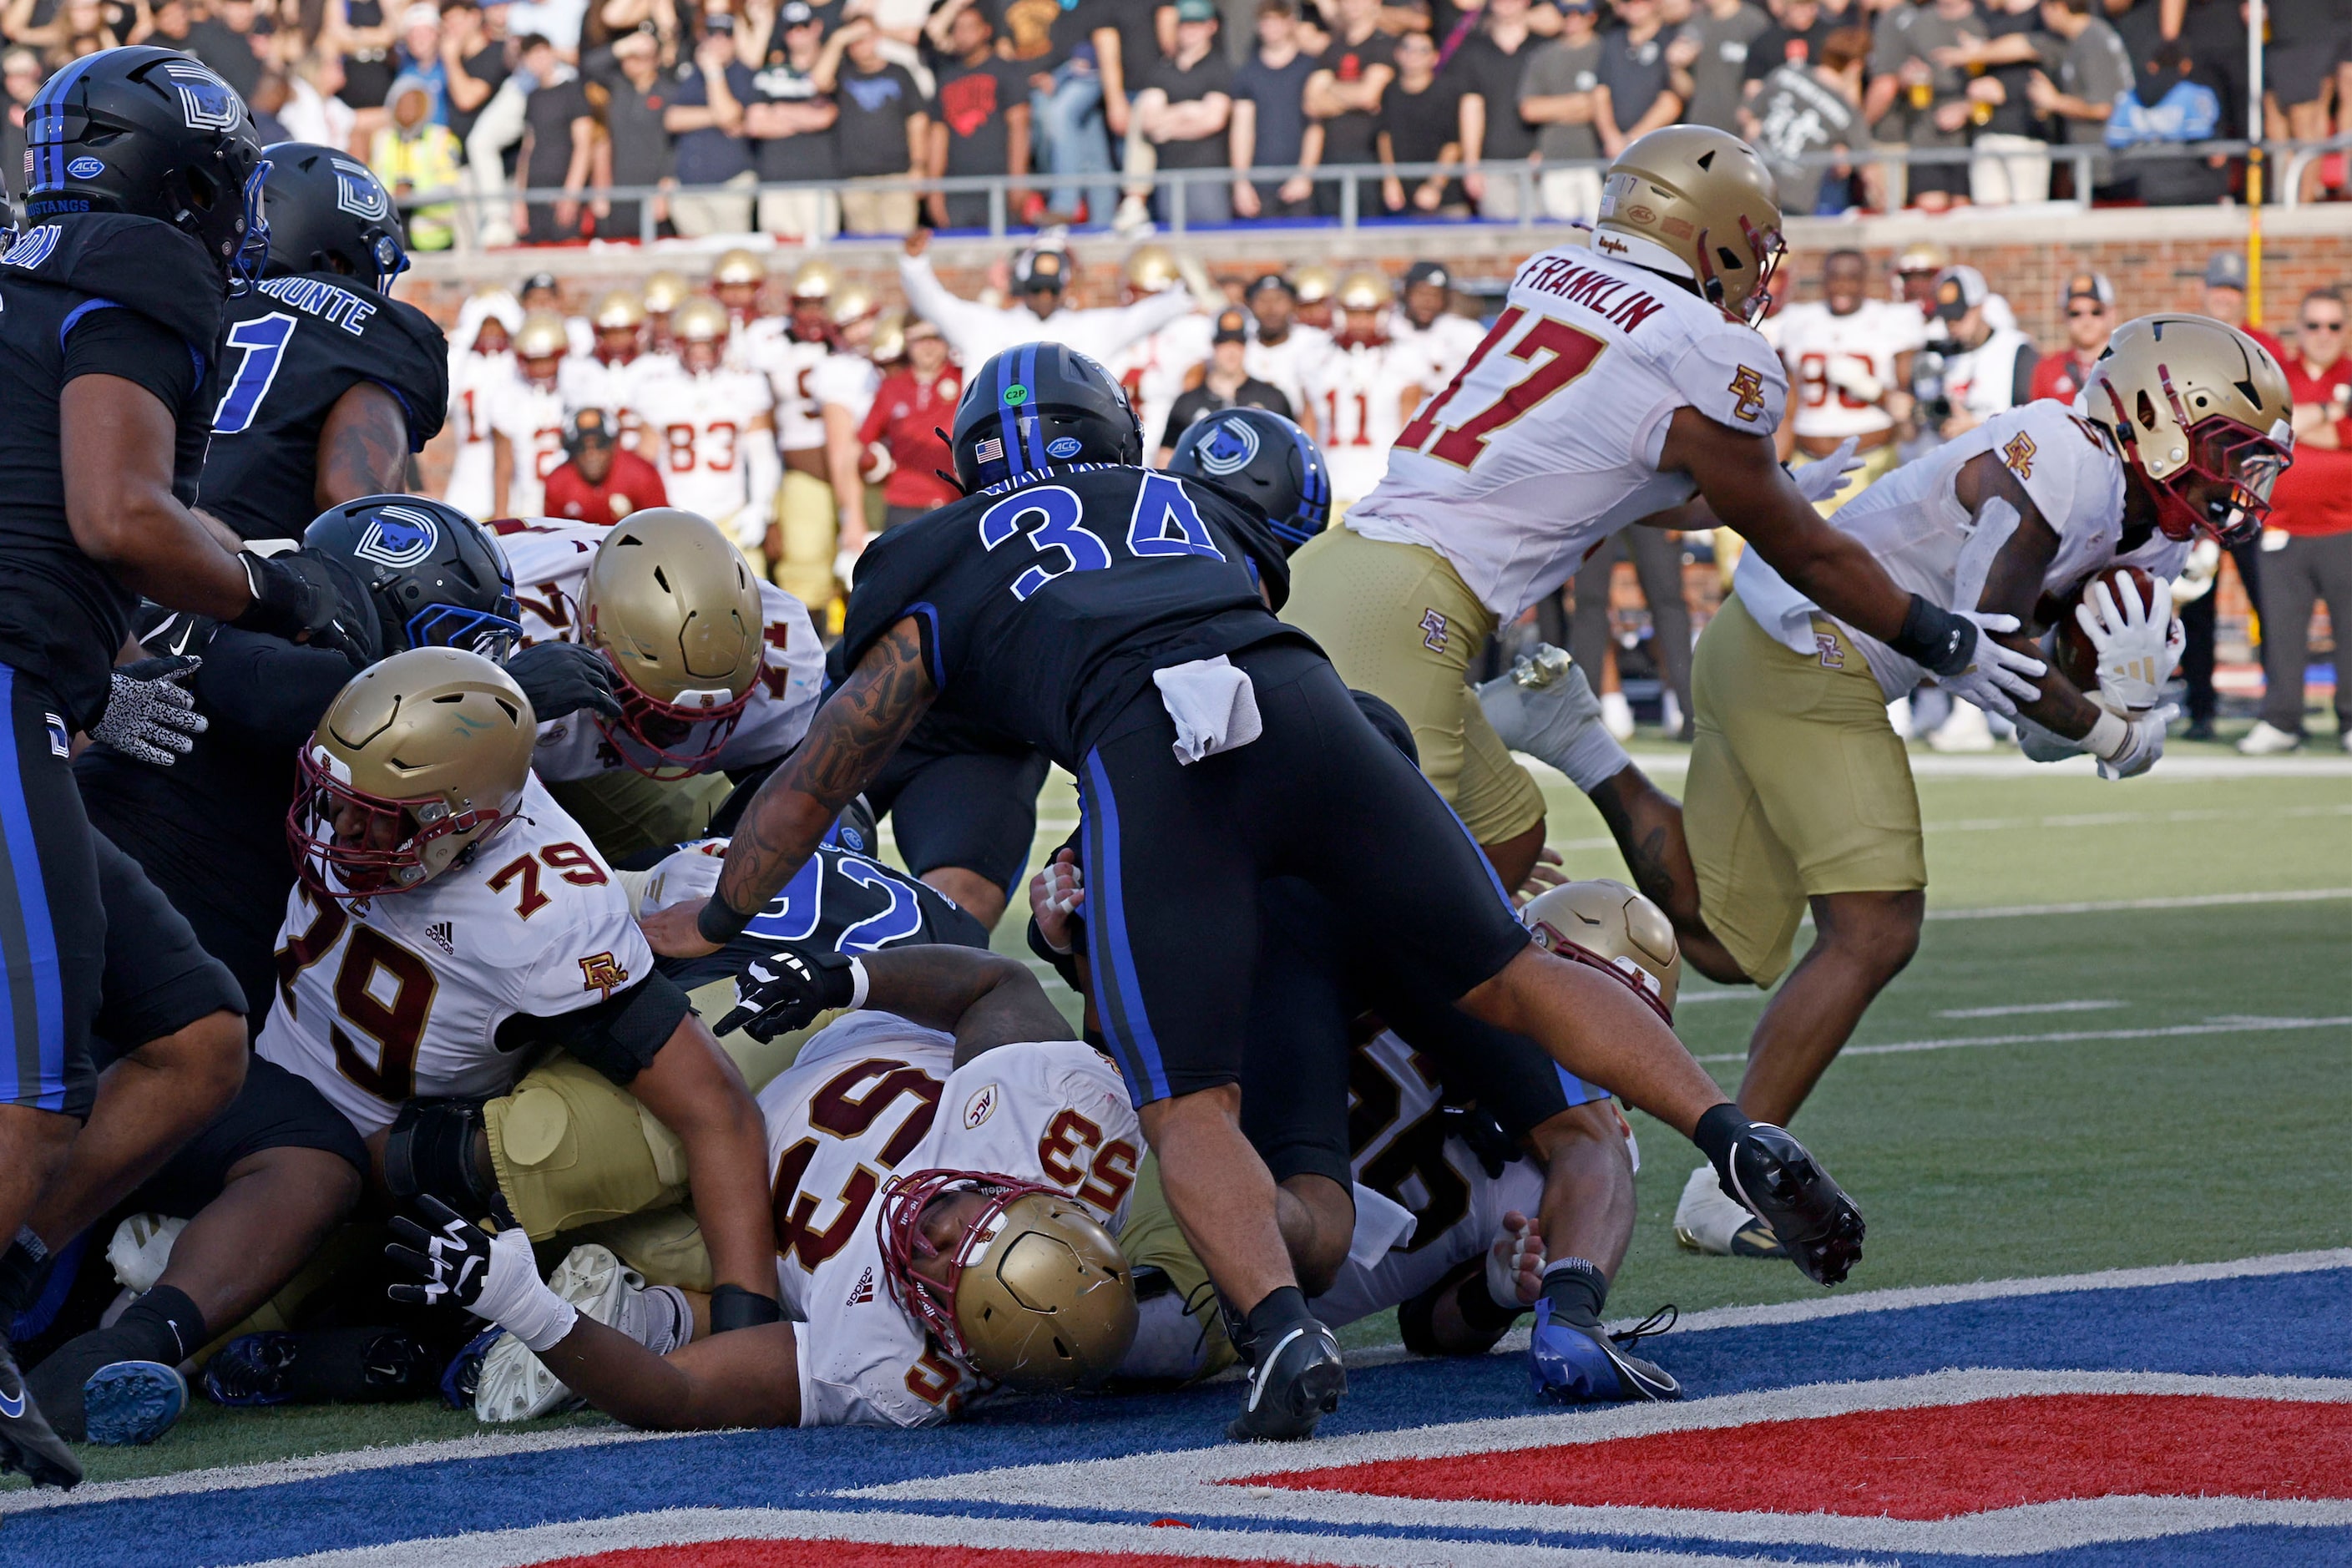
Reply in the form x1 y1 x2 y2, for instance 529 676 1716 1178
789 258 837 301
579 508 766 778
867 306 908 365
590 289 645 331
1523 878 1682 1023
2081 315 2295 547
1291 264 1337 305
290 647 535 898
1593 124 1785 326
641 270 691 315
672 296 730 372
830 281 877 328
513 310 570 362
712 247 768 288
879 1171 1139 1391
1125 243 1178 295
1337 269 1393 311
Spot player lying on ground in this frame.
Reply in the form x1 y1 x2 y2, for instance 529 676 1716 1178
1476 313 2293 1257
635 341 1864 1442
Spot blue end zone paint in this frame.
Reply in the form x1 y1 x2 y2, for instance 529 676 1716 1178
11 1266 2349 1568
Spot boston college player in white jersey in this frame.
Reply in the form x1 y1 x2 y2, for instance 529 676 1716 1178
1388 260 1488 390
1770 250 1924 511
742 260 855 613
630 300 781 559
559 290 665 452
1242 274 1334 440
446 292 520 518
1283 126 2041 888
1302 271 1432 508
490 311 570 518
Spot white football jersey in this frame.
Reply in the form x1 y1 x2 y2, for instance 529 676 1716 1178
1347 241 1790 621
444 350 513 519
255 777 649 1136
810 351 881 429
1938 326 2036 426
751 333 838 452
1304 336 1434 507
488 378 568 518
1773 298 1925 442
630 365 776 528
1734 399 2162 699
1113 311 1215 460
1388 310 1487 392
558 352 656 449
494 517 824 779
1246 325 1334 427
773 1015 1140 1428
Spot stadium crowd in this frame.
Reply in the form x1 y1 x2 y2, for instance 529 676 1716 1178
4 0 2346 247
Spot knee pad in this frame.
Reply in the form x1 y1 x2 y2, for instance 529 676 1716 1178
382 1099 502 1221
483 1056 689 1240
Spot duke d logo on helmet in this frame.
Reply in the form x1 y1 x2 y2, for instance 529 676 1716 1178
161 58 241 133
1198 415 1260 476
355 506 443 569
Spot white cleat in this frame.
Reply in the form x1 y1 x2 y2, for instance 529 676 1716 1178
1600 690 1636 741
1672 1165 1788 1258
474 1245 647 1424
2237 720 2302 756
1926 701 1995 752
1475 647 1604 754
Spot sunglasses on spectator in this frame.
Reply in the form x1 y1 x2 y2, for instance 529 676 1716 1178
2302 318 2344 332
2066 304 2106 318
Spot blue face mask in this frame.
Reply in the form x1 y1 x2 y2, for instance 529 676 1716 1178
229 156 272 296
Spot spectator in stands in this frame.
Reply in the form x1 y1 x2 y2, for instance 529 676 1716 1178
1159 306 1295 460
1520 0 1604 219
2241 287 2352 756
508 0 590 53
1929 0 2050 205
1378 27 1464 212
1454 0 1546 219
2026 270 2113 403
665 21 757 235
2200 250 2288 363
1134 0 1237 226
189 0 271 102
1300 0 1397 216
2104 26 2228 205
1864 0 1976 210
2028 0 2131 198
927 2 1029 230
1232 0 1318 219
514 37 597 241
1596 0 1681 154
854 318 964 530
0 47 41 180
589 24 671 242
374 72 467 250
1743 0 1832 103
544 408 670 524
2269 0 2347 205
1026 0 1123 225
1741 22 1866 213
390 3 447 122
443 2 509 146
2 0 122 66
747 2 841 240
281 49 357 150
1671 0 1770 134
823 18 929 235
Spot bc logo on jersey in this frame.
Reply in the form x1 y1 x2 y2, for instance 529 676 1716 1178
1727 366 1769 423
2002 431 2037 479
578 952 630 997
1196 415 1261 477
331 157 392 221
354 506 443 569
161 59 242 134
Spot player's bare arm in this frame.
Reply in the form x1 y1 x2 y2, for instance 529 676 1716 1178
1955 454 2103 739
642 617 937 958
539 1316 802 1431
623 1014 778 1300
315 382 412 511
856 946 1075 1062
63 377 272 616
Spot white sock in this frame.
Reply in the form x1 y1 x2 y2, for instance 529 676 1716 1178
644 1284 692 1355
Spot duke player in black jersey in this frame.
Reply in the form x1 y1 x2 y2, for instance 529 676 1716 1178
0 47 346 1485
645 346 1867 1443
196 144 448 540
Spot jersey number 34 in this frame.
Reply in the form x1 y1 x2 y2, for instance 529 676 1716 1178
978 474 1224 601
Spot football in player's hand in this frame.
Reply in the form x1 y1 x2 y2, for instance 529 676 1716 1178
2047 565 2158 693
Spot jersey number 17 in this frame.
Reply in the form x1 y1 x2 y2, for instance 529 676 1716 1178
1396 307 1605 469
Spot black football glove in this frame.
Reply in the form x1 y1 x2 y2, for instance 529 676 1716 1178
385 1195 497 1312
503 640 624 722
716 945 861 1043
1722 1122 1865 1287
232 549 348 649
94 655 207 766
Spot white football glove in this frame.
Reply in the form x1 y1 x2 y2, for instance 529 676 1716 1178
861 440 895 483
1485 1210 1546 1310
1788 437 1865 505
635 838 728 915
2072 575 2181 713
1935 611 2045 720
387 1197 578 1352
2086 695 2175 781
1028 848 1085 954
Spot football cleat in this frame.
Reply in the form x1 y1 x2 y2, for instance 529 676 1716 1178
1672 1164 1788 1258
83 1362 187 1446
201 1333 300 1406
1527 1302 1681 1404
442 1326 502 1411
1227 1318 1347 1442
476 1245 647 1424
1723 1124 1866 1286
0 1335 81 1488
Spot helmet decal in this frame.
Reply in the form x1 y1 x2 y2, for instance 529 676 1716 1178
1197 414 1259 476
355 506 442 569
160 58 241 134
331 156 391 220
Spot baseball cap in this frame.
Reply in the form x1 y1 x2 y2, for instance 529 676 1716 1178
2061 271 2114 309
400 3 439 28
2203 251 2249 291
1403 260 1450 291
1213 306 1252 343
779 0 816 22
1932 264 1989 322
1247 271 1295 300
1014 245 1068 292
564 407 615 450
523 271 559 296
1174 0 1216 19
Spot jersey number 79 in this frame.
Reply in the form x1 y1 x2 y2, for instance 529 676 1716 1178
977 474 1226 602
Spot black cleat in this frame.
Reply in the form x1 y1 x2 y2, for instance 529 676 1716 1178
1726 1123 1866 1286
0 1335 82 1489
1227 1319 1347 1442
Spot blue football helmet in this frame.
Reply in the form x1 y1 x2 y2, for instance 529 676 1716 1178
304 496 523 660
1166 407 1330 554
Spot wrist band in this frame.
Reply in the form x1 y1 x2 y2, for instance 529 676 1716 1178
708 1284 783 1335
2085 708 2129 761
1890 594 1973 677
843 955 870 1011
696 891 755 946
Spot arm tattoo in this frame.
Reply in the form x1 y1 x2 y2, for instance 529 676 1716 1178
716 619 936 918
317 382 411 508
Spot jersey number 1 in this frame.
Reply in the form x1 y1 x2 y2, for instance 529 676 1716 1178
212 311 301 436
1396 307 1605 469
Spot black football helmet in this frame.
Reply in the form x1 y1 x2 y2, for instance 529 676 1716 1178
23 47 270 291
951 342 1142 491
258 142 409 294
1166 407 1331 555
304 496 524 660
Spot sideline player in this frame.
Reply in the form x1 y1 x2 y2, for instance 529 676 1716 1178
1388 261 1485 390
637 341 1866 1444
542 409 669 524
490 311 571 518
1280 127 2041 892
444 292 520 519
559 290 656 448
746 260 851 613
630 301 781 572
1302 271 1430 512
198 144 448 542
1770 248 1920 509
1243 274 1333 440
898 230 1198 364
1485 315 2291 1254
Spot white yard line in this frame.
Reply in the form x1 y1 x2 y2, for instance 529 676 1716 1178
1935 999 2123 1018
1692 1014 2352 1065
1926 887 2352 920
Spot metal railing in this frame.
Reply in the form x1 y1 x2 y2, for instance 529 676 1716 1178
394 138 2338 250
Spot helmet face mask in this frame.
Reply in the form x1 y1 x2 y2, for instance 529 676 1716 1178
591 650 755 779
673 296 729 375
2085 315 2296 549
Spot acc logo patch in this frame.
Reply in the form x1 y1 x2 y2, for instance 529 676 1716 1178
963 1083 999 1130
1626 205 1657 224
65 156 102 179
1002 384 1029 407
1727 366 1769 422
1197 414 1261 476
160 59 242 133
1045 436 1083 459
355 504 441 569
2002 431 2037 478
578 952 629 997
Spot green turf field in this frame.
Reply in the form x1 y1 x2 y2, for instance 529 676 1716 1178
23 739 2352 1488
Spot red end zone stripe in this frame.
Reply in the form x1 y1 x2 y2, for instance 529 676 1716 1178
1239 1393 2352 1521
532 1540 1350 1568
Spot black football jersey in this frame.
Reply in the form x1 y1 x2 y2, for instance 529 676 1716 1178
196 271 449 540
659 839 988 991
0 215 223 729
837 464 1301 768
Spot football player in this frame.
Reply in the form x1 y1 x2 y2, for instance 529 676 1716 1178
898 230 1200 365
443 291 521 520
392 943 1140 1430
197 144 448 542
540 408 670 524
641 270 692 356
1770 249 1922 510
630 301 782 570
489 311 571 518
639 341 1866 1443
1301 270 1431 512
1242 273 1334 440
1292 263 1338 331
1281 127 2039 892
1110 245 1216 461
1486 316 2290 1255
709 247 773 364
0 45 344 1484
559 289 655 448
1387 261 1485 390
258 646 784 1328
746 260 854 613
